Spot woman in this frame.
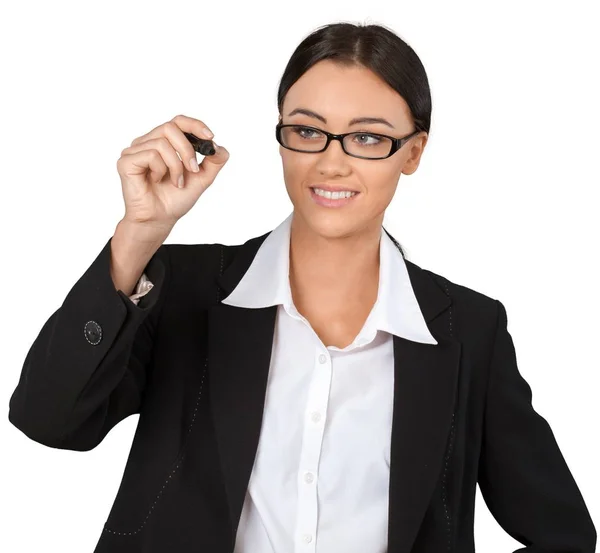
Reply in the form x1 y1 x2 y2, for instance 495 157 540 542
8 21 596 553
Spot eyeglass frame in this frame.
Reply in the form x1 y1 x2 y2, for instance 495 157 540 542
275 122 421 160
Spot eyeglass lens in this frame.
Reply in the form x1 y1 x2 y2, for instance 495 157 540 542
280 125 392 159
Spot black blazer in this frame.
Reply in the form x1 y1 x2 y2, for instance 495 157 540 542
8 229 596 553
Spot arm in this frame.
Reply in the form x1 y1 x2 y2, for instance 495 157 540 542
8 235 169 451
477 300 596 553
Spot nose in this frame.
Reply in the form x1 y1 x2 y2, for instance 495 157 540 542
314 136 352 176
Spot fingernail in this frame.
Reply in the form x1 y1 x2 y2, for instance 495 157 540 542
203 127 214 138
190 157 199 172
178 174 184 188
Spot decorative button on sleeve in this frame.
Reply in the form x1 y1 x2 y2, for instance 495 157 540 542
128 272 154 305
83 320 102 345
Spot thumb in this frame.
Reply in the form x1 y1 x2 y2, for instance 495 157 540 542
190 142 230 190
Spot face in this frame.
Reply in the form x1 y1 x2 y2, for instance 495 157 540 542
279 59 428 240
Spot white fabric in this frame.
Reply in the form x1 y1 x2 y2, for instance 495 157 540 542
127 211 438 552
221 211 438 553
127 272 153 305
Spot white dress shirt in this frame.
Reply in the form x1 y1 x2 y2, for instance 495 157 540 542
128 211 438 553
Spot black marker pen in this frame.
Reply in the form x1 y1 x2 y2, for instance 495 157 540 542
183 132 216 156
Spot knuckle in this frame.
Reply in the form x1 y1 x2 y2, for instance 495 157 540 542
149 149 161 161
164 121 178 134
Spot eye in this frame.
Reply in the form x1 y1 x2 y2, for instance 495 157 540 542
293 126 323 139
353 133 382 146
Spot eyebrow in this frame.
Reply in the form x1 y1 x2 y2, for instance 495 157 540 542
287 107 396 129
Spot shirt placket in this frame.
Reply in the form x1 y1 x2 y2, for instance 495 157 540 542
294 344 333 553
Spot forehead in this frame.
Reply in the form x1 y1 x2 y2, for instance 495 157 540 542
282 60 412 126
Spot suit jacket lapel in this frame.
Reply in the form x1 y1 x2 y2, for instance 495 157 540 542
208 231 277 539
388 261 461 553
207 232 461 553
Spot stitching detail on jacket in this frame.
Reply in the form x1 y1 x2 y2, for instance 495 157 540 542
217 244 223 303
103 244 225 537
442 412 456 551
103 357 209 537
441 280 456 553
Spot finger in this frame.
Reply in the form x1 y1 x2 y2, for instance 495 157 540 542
170 113 214 140
122 137 185 188
132 121 208 175
131 115 214 173
161 121 204 174
118 149 169 189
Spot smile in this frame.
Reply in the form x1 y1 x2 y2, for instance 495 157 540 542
309 187 360 208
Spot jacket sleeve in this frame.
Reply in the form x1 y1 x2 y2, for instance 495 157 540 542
8 236 170 452
477 300 596 553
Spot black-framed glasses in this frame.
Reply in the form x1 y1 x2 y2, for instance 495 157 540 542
275 123 420 160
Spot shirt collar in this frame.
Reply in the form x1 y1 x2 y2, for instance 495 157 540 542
221 211 438 345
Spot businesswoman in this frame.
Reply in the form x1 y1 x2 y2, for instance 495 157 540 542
9 21 596 553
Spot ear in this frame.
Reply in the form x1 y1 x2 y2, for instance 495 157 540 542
402 135 428 175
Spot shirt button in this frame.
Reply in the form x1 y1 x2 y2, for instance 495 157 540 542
304 472 314 484
303 534 313 543
318 353 327 364
310 412 321 423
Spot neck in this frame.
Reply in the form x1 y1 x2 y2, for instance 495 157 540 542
288 211 382 311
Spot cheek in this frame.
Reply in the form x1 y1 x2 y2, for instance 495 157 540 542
281 152 312 188
367 164 401 198
354 169 399 216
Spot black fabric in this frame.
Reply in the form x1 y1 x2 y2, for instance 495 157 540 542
8 231 596 553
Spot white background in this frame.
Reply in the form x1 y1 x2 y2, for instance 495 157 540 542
1 0 598 551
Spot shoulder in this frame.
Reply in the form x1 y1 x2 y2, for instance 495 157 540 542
163 227 270 272
404 257 502 340
162 241 233 284
415 259 498 304
160 231 268 304
163 231 266 275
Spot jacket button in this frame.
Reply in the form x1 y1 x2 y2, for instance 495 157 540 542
84 320 102 345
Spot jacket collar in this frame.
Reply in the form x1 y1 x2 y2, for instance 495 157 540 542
219 210 437 345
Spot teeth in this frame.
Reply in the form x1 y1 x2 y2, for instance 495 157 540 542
313 188 356 199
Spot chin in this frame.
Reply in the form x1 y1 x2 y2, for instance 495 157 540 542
294 205 365 240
